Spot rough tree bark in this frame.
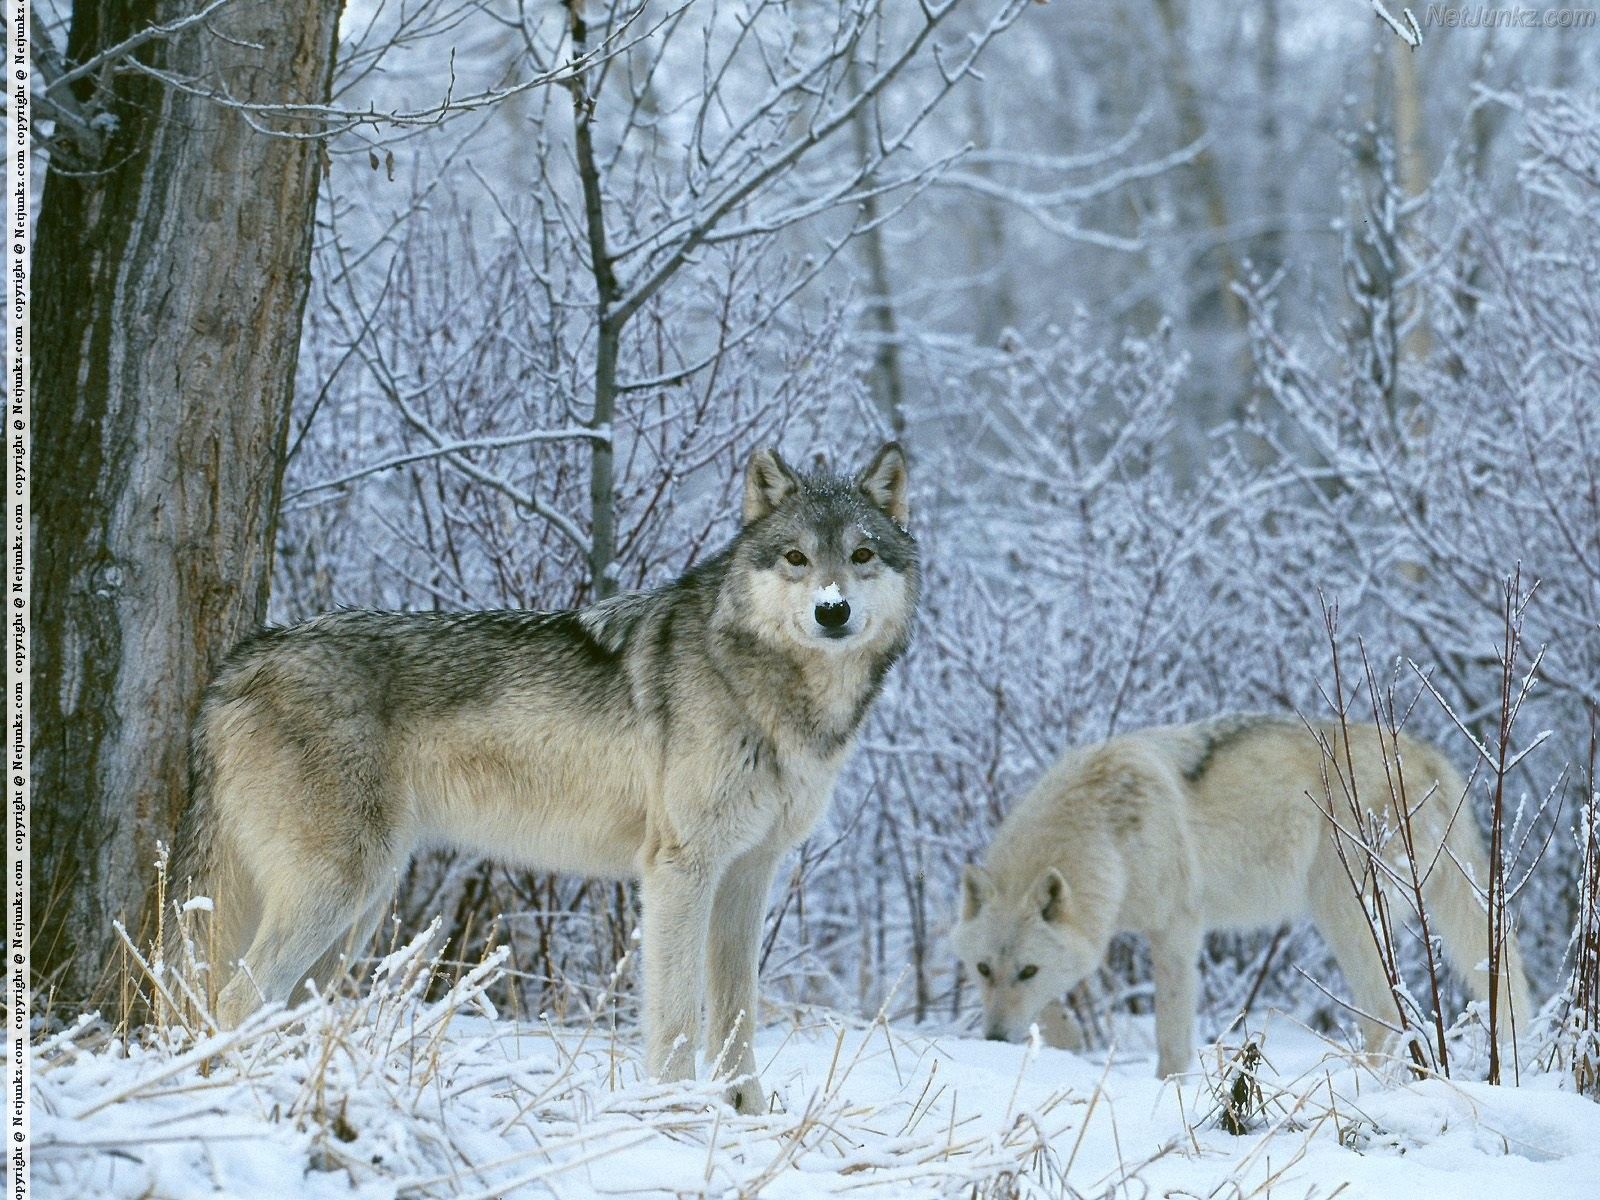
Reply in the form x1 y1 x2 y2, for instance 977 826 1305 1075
31 0 342 1002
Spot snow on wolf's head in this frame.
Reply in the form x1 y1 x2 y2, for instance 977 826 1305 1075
951 865 1100 1043
729 442 918 656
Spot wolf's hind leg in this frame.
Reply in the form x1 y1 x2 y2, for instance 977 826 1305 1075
1309 886 1401 1059
1149 921 1202 1077
1423 845 1533 1044
216 886 371 1027
307 895 392 1001
209 715 400 1029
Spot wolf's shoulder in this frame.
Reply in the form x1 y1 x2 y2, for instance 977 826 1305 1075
1032 717 1298 821
1015 734 1174 828
575 583 702 655
1148 713 1300 784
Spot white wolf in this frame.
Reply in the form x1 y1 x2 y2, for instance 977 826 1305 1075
951 715 1532 1076
172 443 918 1112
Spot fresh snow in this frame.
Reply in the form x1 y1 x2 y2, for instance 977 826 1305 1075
814 583 844 607
31 936 1600 1198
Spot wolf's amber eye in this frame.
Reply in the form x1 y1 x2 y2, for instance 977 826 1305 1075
1017 965 1038 982
851 546 875 564
976 962 992 979
784 550 808 567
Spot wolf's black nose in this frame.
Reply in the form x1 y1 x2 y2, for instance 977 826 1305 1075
815 599 850 629
986 1029 1009 1043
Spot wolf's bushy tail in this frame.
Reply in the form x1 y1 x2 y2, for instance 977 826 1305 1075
162 709 256 1021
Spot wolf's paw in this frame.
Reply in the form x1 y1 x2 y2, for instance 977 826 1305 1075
726 1078 769 1115
216 976 264 1031
1156 1054 1193 1079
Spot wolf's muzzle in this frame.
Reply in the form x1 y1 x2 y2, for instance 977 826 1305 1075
814 598 851 631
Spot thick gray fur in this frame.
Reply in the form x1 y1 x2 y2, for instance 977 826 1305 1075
170 442 919 1113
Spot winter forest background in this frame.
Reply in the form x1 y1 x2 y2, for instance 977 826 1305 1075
28 0 1600 1076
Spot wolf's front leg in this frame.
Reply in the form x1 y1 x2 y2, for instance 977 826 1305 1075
1038 999 1085 1051
706 848 783 1113
640 846 718 1085
1149 922 1202 1078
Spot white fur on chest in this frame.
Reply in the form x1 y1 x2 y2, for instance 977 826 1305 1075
772 749 846 843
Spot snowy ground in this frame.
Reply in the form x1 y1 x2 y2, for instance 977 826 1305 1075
30 934 1600 1198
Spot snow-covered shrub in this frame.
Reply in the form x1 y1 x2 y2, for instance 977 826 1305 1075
266 68 1598 1065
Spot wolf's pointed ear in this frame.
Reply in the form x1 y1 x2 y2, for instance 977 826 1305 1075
1032 869 1070 926
857 441 909 528
743 447 799 525
960 864 996 922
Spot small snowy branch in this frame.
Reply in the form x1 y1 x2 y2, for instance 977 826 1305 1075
1370 1 1423 49
285 428 606 504
40 0 236 96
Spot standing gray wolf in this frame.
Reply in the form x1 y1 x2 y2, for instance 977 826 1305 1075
951 715 1532 1076
172 442 918 1112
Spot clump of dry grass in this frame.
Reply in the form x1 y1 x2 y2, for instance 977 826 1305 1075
33 921 1105 1198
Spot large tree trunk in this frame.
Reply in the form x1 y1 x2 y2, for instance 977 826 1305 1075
31 0 341 1003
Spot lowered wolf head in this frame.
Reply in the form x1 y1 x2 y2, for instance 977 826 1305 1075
727 441 918 657
951 865 1100 1043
